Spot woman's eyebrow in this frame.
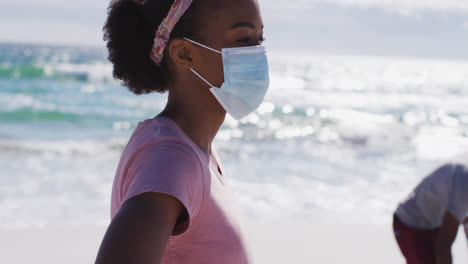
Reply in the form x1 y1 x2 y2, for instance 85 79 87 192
231 21 264 30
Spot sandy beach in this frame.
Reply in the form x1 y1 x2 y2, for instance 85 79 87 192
1 220 466 264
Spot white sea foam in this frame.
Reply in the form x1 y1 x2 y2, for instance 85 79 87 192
52 62 114 83
0 139 123 228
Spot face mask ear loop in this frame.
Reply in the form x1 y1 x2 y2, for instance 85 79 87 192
183 38 222 54
190 69 215 88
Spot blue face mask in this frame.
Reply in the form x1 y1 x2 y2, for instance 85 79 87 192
184 38 270 120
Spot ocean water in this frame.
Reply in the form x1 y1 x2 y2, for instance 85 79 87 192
1 43 468 228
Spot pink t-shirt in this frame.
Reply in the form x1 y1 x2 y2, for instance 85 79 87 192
110 116 252 264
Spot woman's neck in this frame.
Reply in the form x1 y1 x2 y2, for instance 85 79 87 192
158 86 226 154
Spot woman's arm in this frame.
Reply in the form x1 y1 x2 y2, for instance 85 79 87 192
435 211 459 264
464 217 468 238
95 192 184 264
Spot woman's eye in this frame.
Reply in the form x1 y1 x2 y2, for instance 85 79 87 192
237 36 266 45
259 36 266 44
237 37 251 44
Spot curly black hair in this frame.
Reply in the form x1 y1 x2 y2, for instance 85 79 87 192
103 0 213 94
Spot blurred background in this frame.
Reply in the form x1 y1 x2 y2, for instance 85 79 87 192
0 0 468 263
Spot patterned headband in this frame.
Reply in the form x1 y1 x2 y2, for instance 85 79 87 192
150 0 193 65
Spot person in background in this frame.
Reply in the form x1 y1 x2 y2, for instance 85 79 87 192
95 0 269 263
393 163 468 264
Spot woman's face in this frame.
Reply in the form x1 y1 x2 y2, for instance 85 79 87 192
189 0 265 87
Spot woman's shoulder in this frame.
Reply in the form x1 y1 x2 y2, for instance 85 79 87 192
124 116 207 165
112 117 208 217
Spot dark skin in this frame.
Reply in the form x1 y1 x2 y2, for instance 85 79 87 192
95 0 264 263
435 211 461 264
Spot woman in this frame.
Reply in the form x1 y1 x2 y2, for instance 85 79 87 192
95 0 269 263
393 163 468 264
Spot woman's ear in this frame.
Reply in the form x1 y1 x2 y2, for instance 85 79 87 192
167 38 195 70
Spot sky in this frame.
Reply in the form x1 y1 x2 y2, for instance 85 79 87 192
1 0 468 60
